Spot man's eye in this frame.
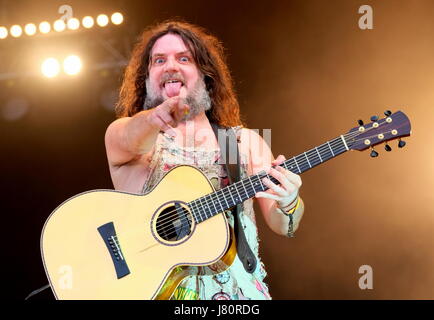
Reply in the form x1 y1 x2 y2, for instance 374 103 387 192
154 58 165 64
179 56 190 62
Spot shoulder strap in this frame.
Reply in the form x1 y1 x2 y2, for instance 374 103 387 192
210 123 257 274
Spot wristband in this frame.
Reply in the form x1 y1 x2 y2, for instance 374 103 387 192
278 196 300 216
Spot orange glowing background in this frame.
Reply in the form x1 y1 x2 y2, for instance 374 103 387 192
1 0 433 299
245 0 434 299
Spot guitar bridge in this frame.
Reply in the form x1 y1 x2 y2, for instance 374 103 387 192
97 222 130 279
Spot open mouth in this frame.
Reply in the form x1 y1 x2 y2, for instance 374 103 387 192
162 79 184 97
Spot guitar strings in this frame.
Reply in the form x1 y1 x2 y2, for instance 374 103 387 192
154 129 362 233
155 130 360 232
154 127 375 231
154 122 391 234
154 145 339 233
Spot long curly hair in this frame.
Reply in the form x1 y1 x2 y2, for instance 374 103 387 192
116 20 244 128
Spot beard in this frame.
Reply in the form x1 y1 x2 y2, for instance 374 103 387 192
143 75 211 122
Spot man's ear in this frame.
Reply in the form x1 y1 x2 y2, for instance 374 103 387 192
204 75 213 94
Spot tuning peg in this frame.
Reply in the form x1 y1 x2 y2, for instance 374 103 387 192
358 120 364 126
384 110 392 116
384 143 392 152
370 147 379 157
398 139 406 148
370 115 379 122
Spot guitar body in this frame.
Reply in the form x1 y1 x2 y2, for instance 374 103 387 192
41 165 236 300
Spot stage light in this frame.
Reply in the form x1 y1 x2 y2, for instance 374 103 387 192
67 18 80 30
53 19 66 32
96 14 109 27
41 58 60 78
63 55 82 75
24 23 37 36
0 27 7 39
111 12 123 25
39 21 51 34
82 16 94 29
10 25 22 38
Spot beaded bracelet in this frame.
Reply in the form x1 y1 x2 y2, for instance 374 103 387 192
287 213 295 238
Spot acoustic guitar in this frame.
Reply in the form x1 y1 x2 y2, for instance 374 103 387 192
41 110 411 299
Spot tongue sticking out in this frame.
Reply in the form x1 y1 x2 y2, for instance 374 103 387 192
164 82 183 97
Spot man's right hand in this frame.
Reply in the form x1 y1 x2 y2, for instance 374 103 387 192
105 88 189 167
147 88 190 136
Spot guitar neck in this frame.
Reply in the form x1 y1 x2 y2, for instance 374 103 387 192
189 134 350 223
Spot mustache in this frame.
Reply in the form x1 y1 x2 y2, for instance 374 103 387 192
159 72 185 86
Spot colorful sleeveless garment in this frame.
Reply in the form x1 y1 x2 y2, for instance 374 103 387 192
141 126 272 300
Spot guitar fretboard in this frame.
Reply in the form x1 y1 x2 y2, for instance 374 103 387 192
189 135 349 223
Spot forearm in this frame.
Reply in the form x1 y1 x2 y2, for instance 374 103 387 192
267 197 305 237
123 110 161 155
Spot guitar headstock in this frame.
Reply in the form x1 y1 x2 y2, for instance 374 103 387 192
345 110 411 156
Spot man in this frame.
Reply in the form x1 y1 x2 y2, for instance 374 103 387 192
105 20 304 300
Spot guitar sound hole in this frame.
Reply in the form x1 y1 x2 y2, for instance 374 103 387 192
155 203 193 242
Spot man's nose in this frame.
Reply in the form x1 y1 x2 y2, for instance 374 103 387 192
163 57 179 72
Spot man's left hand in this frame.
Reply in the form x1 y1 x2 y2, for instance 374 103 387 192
255 155 302 209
